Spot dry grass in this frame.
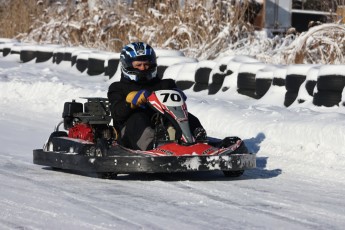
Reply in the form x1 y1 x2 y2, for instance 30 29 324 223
0 0 49 38
1 0 345 64
1 0 256 58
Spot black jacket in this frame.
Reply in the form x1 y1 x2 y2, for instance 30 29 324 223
107 75 177 131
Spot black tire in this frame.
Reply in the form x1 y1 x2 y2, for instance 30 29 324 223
63 52 72 61
305 80 316 96
217 136 249 154
237 72 256 90
208 83 223 95
2 48 11 56
285 74 306 92
54 52 64 64
106 59 119 79
193 83 208 92
71 55 77 66
157 66 168 79
219 64 227 72
284 91 298 107
87 58 105 76
208 73 227 95
195 67 211 84
212 73 226 85
176 80 194 90
237 88 257 99
97 172 118 179
76 58 88 73
223 170 244 177
256 78 272 98
94 138 109 157
272 77 285 87
317 75 345 91
36 51 53 63
313 91 342 107
20 50 37 63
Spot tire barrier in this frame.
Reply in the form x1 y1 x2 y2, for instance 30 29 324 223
193 60 216 92
284 65 317 107
2 39 345 109
272 67 287 87
207 62 229 95
157 66 168 79
237 63 266 99
312 65 345 107
87 52 111 76
220 57 260 93
63 47 77 62
71 49 93 66
284 74 306 106
313 91 342 107
2 44 11 56
208 72 228 95
2 47 11 56
294 67 320 104
53 47 65 64
194 67 211 92
76 52 89 73
36 51 53 63
105 54 120 79
87 57 105 76
20 49 37 63
255 66 276 99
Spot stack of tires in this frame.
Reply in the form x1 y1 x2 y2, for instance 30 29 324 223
255 65 278 99
221 56 259 93
87 52 114 76
237 62 265 99
313 65 345 107
294 67 320 105
36 48 52 63
105 53 120 79
192 60 216 93
20 45 37 63
284 65 317 107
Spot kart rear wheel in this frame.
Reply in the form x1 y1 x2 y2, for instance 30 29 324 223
97 172 118 179
223 170 244 177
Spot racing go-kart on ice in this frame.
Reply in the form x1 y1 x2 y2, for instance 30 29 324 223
33 89 256 178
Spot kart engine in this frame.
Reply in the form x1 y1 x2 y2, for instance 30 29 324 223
68 123 94 142
62 98 113 143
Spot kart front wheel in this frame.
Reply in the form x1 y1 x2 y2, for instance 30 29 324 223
223 170 244 177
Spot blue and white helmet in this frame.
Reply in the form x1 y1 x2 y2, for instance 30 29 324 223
120 42 157 82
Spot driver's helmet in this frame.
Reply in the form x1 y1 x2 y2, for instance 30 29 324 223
120 42 157 83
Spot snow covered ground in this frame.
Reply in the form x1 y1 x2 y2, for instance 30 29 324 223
1 53 345 229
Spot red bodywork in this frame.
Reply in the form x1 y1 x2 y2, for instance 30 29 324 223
148 142 230 156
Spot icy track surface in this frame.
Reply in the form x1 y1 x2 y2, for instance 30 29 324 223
1 55 345 229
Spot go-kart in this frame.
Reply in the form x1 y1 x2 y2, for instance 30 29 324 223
33 89 256 178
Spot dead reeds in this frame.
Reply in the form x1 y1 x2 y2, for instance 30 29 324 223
1 0 344 64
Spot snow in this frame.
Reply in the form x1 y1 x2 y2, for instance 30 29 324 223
1 49 345 229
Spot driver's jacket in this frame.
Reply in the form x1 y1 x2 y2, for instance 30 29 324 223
107 75 177 132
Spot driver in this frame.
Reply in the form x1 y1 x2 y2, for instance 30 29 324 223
107 42 206 150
